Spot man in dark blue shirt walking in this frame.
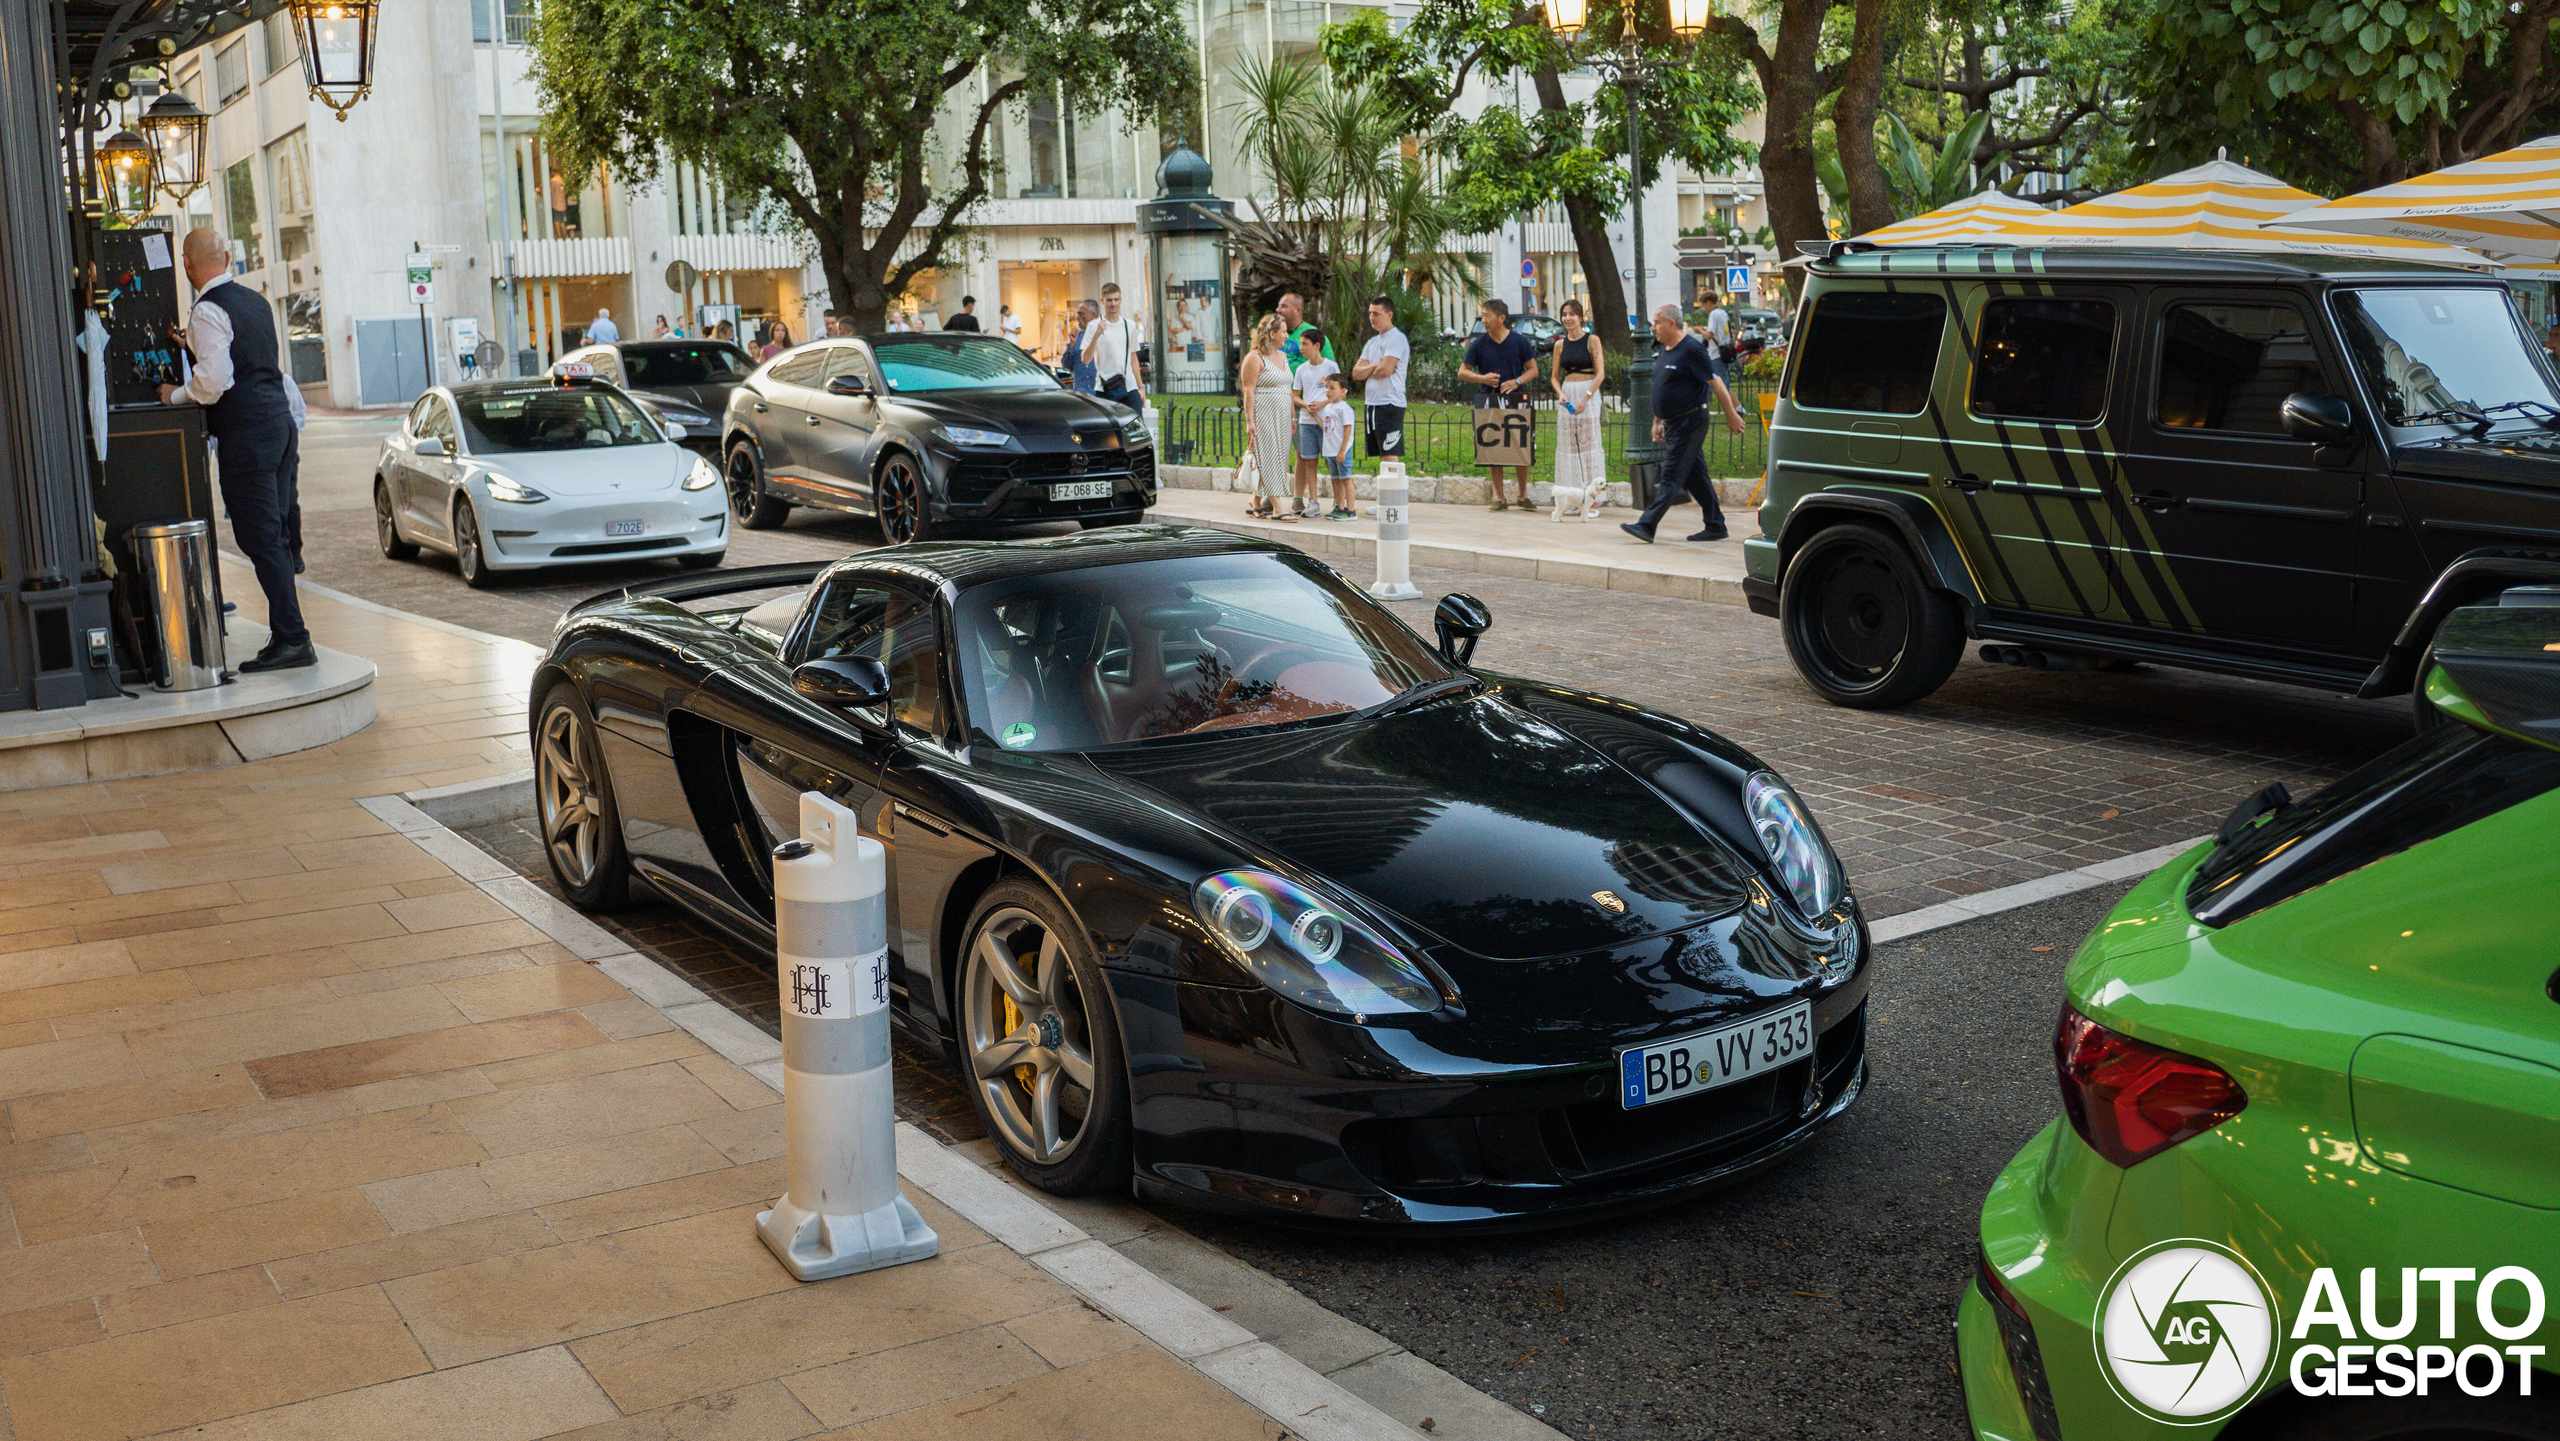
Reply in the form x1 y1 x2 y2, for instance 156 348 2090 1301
1624 303 1746 544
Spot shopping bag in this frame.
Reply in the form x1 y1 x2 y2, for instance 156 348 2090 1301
1233 447 1261 495
1473 405 1534 467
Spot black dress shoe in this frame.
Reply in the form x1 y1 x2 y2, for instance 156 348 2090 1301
238 641 316 673
220 601 237 615
1687 528 1729 542
1620 522 1657 544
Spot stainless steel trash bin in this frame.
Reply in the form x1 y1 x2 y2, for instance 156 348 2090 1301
129 519 227 691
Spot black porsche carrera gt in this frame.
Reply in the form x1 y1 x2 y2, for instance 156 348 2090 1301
530 527 1870 1228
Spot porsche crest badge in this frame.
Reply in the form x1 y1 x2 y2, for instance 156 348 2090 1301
1591 890 1626 914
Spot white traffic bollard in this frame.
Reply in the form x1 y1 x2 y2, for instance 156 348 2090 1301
756 791 939 1281
1370 457 1421 601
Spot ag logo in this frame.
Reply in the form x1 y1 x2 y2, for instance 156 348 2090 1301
2095 1239 2280 1425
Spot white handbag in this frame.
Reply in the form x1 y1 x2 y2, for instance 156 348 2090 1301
1233 444 1262 496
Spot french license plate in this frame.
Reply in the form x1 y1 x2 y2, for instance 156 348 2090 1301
1050 481 1112 502
1619 1001 1814 1109
603 519 647 537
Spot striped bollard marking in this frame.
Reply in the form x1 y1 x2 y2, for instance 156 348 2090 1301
1369 458 1422 601
755 790 939 1281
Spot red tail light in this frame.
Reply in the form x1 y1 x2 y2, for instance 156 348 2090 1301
2054 1005 2246 1167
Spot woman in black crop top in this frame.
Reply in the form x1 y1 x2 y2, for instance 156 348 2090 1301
1550 299 1609 514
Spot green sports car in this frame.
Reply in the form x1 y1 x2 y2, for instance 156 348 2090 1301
1960 595 2560 1441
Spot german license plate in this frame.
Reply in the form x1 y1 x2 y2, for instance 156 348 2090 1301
1619 1002 1814 1109
1050 481 1111 502
603 519 646 537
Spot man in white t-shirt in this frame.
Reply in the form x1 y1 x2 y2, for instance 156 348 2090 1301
1000 304 1026 348
1704 294 1732 359
1350 294 1409 459
1077 283 1145 408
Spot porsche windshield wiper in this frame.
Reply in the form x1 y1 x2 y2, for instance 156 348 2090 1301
1368 674 1479 720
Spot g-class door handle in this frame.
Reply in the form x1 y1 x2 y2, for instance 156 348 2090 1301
1945 473 1988 494
2136 491 2183 513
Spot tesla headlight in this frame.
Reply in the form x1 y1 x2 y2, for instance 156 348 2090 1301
481 475 549 504
941 425 1013 449
682 457 720 490
1192 870 1446 1018
1744 771 1842 918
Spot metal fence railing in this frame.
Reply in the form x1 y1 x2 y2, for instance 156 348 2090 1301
1153 378 1775 488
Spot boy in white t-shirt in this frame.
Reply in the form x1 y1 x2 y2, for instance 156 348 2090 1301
1318 372 1356 519
1290 327 1338 517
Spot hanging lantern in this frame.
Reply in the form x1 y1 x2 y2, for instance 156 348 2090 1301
290 0 381 120
142 90 209 202
1667 0 1713 38
1544 0 1587 39
94 128 158 221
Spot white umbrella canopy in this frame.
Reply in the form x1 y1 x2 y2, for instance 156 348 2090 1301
1979 156 2488 265
2262 135 2560 262
1854 189 2048 245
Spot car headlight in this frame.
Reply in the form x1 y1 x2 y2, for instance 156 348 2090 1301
1192 870 1447 1018
1119 419 1149 445
682 457 719 490
942 425 1013 449
1744 772 1842 918
481 475 549 504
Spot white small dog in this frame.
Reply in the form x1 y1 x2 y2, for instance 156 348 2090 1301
1550 482 1605 522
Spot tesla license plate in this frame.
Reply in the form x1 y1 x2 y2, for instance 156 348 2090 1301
1050 481 1112 502
603 519 647 537
1619 1001 1814 1108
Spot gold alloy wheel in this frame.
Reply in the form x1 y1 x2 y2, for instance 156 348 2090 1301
962 906 1098 1163
535 703 604 889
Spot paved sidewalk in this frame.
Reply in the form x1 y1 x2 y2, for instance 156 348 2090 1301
0 583 1298 1440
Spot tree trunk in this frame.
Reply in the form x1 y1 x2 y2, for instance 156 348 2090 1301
1528 64 1632 351
2342 100 2404 191
1831 0 1896 235
1740 0 1833 300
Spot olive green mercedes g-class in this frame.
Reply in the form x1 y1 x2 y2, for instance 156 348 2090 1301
1742 247 2560 720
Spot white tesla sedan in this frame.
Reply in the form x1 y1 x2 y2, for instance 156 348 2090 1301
373 368 728 587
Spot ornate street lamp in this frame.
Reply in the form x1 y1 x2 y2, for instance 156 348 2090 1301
93 126 158 222
1667 0 1712 38
289 0 381 120
1546 0 1588 38
141 89 208 203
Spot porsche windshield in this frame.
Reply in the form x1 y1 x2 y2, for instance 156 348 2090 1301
2334 288 2560 429
951 554 1452 751
872 338 1058 394
456 387 662 453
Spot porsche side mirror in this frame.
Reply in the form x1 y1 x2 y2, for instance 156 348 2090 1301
825 373 872 398
1434 593 1492 667
661 422 687 441
792 656 892 709
2281 391 2357 445
1053 368 1074 387
413 436 446 457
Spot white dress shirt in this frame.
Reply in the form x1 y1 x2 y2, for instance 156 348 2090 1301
175 272 237 407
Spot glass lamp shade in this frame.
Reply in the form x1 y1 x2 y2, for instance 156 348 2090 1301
292 0 380 119
141 91 209 202
94 129 158 220
1668 0 1713 36
1544 0 1587 38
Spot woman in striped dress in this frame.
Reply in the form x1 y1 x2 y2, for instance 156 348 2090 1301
1240 314 1297 520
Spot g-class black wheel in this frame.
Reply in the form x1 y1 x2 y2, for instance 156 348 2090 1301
1780 522 1965 708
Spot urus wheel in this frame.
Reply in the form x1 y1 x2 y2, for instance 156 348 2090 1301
532 682 632 911
876 453 940 544
1780 522 1964 708
956 880 1130 1194
375 479 417 559
454 497 494 589
728 443 791 529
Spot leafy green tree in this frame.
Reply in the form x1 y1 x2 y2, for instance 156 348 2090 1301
1887 0 2136 205
530 0 1191 331
2127 0 2560 191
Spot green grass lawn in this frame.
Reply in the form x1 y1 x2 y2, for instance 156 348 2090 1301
1151 389 1773 485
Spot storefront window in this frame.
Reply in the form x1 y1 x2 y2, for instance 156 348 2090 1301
483 129 623 241
221 157 263 270
266 130 314 291
1069 106 1141 199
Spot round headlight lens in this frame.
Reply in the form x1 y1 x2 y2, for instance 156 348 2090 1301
1191 871 1444 1018
1744 772 1842 918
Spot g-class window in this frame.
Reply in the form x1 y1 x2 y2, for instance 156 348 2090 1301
2155 303 2326 435
1971 298 2115 424
1791 291 1944 414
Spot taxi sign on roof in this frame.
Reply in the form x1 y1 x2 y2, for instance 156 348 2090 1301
553 361 597 383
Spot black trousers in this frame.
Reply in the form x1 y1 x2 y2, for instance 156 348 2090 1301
279 425 303 566
1637 412 1724 535
213 419 308 649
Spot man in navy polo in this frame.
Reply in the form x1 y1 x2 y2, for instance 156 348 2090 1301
1623 303 1746 544
159 227 311 671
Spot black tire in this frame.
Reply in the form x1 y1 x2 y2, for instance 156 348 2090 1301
677 551 724 571
531 681 633 911
2268 1394 2560 1441
875 451 942 544
727 442 791 529
375 479 418 560
953 878 1132 1195
1779 522 1965 708
453 497 496 589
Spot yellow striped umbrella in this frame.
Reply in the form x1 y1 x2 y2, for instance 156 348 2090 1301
1979 157 2486 264
2263 135 2560 262
1854 190 2049 245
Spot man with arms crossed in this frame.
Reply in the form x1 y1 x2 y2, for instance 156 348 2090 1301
1352 295 1407 461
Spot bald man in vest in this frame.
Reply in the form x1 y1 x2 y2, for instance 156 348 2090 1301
157 228 311 671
